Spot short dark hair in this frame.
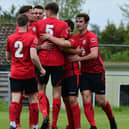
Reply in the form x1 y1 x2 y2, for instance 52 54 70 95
65 19 74 31
45 2 59 14
34 5 44 10
18 5 32 14
76 13 90 23
17 14 29 27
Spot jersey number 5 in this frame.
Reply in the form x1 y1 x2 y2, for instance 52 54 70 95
46 24 54 35
14 41 23 58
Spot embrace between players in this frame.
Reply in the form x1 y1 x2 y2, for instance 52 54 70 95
6 2 117 129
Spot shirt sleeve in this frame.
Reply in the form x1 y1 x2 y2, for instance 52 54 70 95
68 37 78 48
31 36 38 48
88 33 98 48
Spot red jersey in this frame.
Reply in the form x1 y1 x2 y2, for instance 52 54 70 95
15 22 38 36
6 32 38 79
37 17 68 66
63 36 81 78
75 31 105 73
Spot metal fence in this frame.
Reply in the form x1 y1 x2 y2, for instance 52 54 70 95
0 70 129 107
0 44 129 107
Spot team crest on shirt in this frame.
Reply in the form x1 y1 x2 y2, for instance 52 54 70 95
82 40 86 45
32 27 36 32
90 38 96 43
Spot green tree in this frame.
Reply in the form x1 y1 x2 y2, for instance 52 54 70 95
0 4 17 23
27 0 85 20
120 1 129 20
100 21 126 44
99 22 127 61
100 23 118 44
124 23 129 44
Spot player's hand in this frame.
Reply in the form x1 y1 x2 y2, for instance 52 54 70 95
68 55 81 62
40 68 46 77
40 33 51 41
40 41 53 50
7 59 11 63
76 46 82 55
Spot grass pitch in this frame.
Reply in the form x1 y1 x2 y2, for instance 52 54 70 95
0 100 129 129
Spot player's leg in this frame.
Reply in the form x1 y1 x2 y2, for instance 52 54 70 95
96 94 117 129
35 65 50 129
80 73 97 129
9 78 23 129
16 94 24 128
63 97 74 129
62 83 74 129
24 78 39 129
65 75 81 129
51 85 62 129
51 66 64 129
95 72 117 129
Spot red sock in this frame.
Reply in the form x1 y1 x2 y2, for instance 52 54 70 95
51 98 61 128
29 103 39 126
70 103 81 128
45 95 50 117
65 103 74 128
83 102 96 127
38 93 48 118
16 95 24 126
9 102 19 122
101 101 114 120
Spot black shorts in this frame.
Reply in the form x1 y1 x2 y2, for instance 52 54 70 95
10 77 38 95
79 72 105 94
62 75 79 97
35 65 64 87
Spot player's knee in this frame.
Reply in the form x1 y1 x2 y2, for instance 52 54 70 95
81 92 91 103
53 87 62 98
29 93 38 103
12 93 22 103
69 96 77 105
63 97 69 104
96 97 106 106
38 83 46 93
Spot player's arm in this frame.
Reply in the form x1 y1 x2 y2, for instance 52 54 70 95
6 51 11 63
30 47 46 76
40 33 72 48
69 47 98 62
37 41 53 51
63 46 81 55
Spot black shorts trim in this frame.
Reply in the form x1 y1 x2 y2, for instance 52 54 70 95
62 75 79 97
10 77 38 95
79 72 105 94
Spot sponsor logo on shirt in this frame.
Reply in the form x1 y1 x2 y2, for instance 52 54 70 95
32 27 36 32
82 40 86 45
90 38 96 43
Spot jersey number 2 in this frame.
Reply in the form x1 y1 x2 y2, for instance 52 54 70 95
14 41 23 58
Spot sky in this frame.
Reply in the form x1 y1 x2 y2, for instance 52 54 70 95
83 0 128 30
0 0 128 30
